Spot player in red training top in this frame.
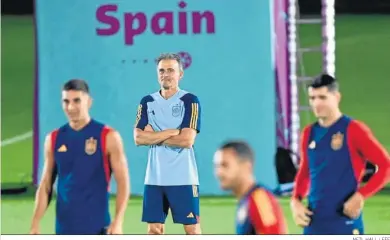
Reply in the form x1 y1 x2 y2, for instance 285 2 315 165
214 141 287 235
291 74 390 235
30 79 130 234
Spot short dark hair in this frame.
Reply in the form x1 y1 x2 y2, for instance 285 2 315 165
308 73 339 92
156 53 184 71
219 140 254 163
62 79 89 94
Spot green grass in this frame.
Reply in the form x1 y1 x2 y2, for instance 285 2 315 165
1 193 390 234
1 15 390 234
1 16 34 184
1 16 34 138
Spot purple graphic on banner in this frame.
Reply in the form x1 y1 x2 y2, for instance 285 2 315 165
274 0 291 148
177 52 192 69
96 1 216 46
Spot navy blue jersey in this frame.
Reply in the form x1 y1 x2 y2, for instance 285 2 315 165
293 115 390 234
51 119 112 234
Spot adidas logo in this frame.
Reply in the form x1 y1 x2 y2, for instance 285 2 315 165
58 145 67 152
187 213 194 218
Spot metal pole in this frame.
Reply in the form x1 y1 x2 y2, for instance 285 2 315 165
288 0 299 160
322 0 336 77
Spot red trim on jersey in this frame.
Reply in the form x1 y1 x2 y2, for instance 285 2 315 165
348 120 390 198
50 129 59 152
292 125 312 200
101 126 112 191
248 188 287 234
346 122 366 187
48 129 59 206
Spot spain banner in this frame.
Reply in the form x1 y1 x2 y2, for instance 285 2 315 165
34 0 278 195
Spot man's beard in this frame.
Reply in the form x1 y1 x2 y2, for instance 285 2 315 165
162 84 170 90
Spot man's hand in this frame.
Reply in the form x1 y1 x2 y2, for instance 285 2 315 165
144 125 180 144
144 125 154 132
145 125 180 136
133 126 179 146
29 224 40 234
161 128 196 148
290 199 313 227
343 192 364 219
106 220 122 234
166 129 180 136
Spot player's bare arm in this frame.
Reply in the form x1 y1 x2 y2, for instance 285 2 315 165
106 130 130 233
161 128 197 148
343 121 390 218
30 133 56 234
134 128 179 146
159 93 200 149
134 97 180 146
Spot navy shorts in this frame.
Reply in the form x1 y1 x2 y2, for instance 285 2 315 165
142 185 200 225
304 214 364 235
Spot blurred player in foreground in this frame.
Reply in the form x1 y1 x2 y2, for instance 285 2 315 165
214 141 287 234
30 79 130 234
134 53 201 234
291 74 390 234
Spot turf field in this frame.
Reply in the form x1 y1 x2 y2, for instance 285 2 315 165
1 193 390 234
1 15 390 234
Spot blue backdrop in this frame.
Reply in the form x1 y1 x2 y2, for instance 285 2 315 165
35 0 277 195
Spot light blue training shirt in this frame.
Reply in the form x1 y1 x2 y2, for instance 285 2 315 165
135 89 201 186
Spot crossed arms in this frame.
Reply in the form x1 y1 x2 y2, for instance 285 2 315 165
134 127 197 148
133 94 201 148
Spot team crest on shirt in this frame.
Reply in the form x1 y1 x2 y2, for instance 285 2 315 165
237 204 248 224
331 132 344 150
309 141 316 149
85 137 97 155
172 104 182 117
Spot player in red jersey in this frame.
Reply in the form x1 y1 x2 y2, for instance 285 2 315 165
291 74 390 234
30 79 130 234
214 141 287 234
